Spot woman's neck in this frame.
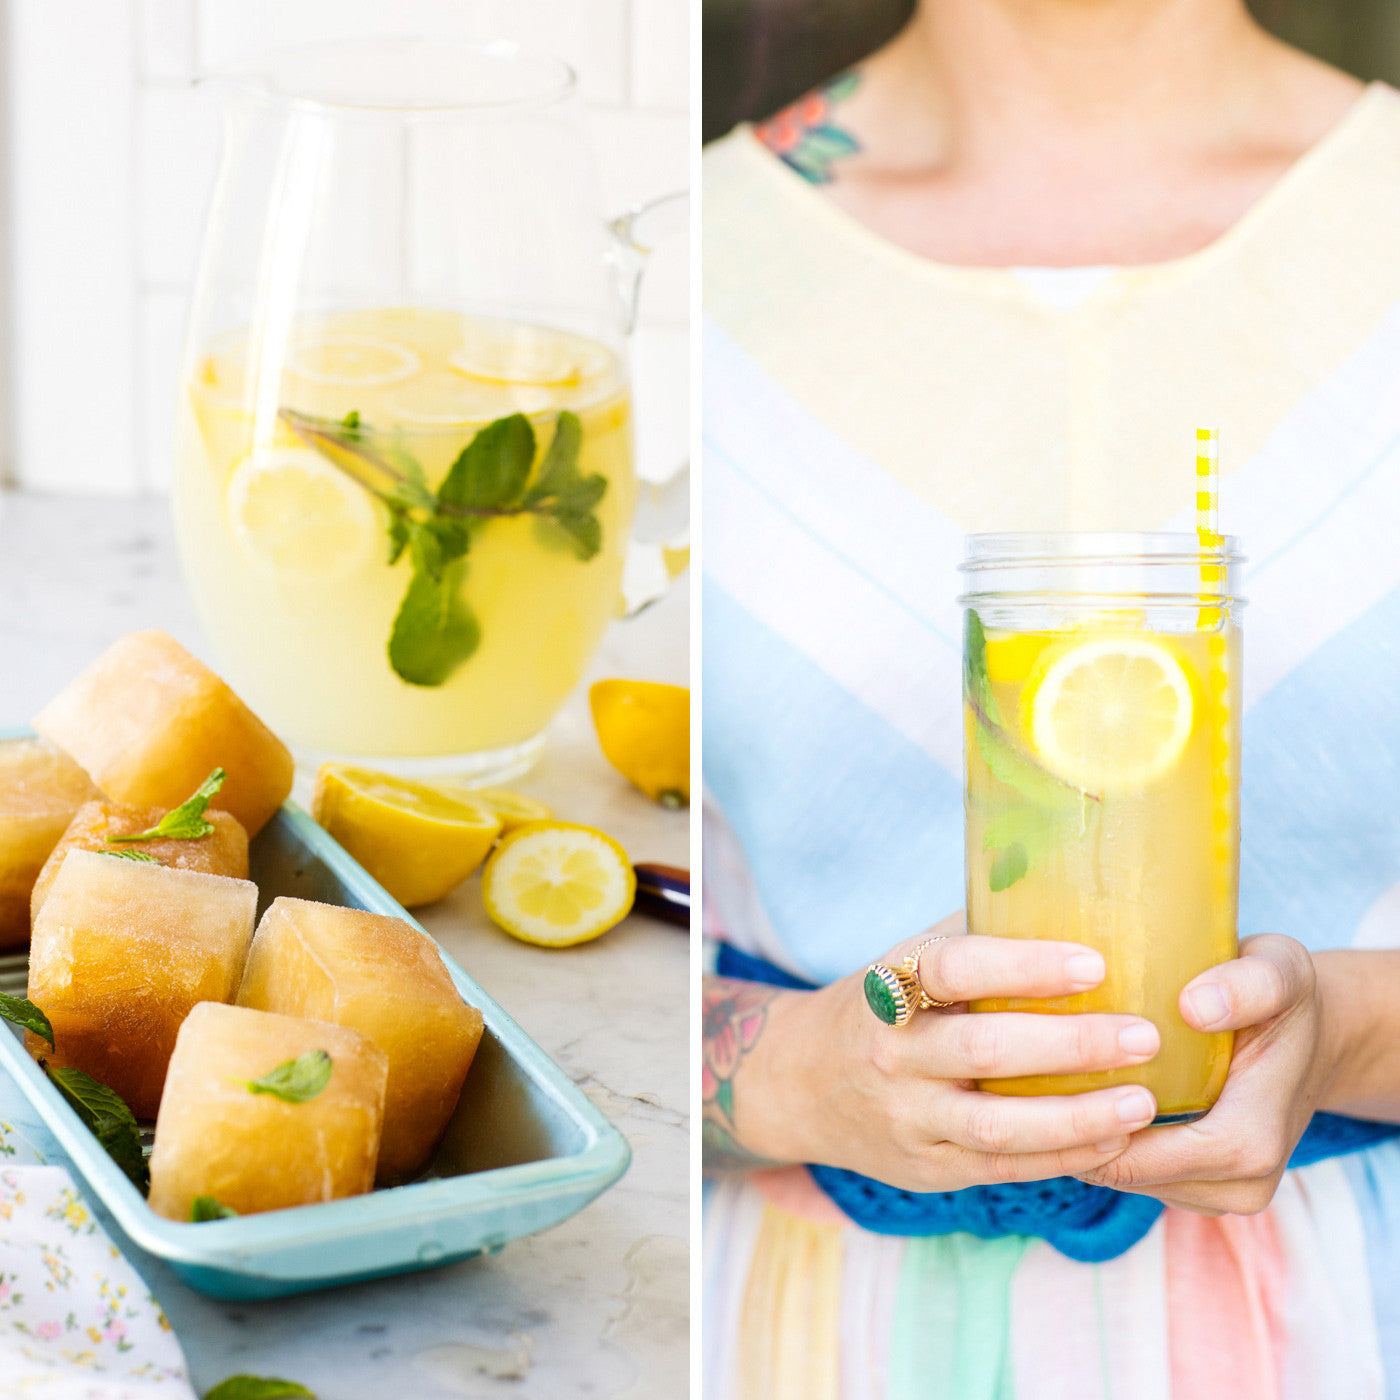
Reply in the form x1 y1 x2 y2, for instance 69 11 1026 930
780 0 1364 267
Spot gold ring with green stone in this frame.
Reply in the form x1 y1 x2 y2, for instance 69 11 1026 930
863 936 953 1026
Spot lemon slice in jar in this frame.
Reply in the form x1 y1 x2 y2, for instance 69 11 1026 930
449 320 611 387
482 821 635 947
382 371 555 426
226 447 379 579
1024 636 1194 791
287 335 421 387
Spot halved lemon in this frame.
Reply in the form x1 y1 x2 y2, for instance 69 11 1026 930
226 447 379 578
482 821 635 947
1025 636 1194 791
449 320 612 387
466 788 555 833
590 680 690 807
287 335 421 387
312 765 503 908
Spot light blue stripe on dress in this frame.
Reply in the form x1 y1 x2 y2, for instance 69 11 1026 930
1240 576 1400 952
704 578 966 984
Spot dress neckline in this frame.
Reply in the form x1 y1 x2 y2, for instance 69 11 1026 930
735 82 1394 304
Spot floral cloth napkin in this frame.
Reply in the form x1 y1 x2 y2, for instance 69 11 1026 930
0 1109 196 1400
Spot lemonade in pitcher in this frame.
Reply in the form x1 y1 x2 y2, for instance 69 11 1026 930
173 307 635 770
961 534 1243 1124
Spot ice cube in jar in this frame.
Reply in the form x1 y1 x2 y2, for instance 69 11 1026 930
0 737 97 948
33 629 293 837
30 800 249 923
148 1001 388 1220
237 897 484 1180
27 849 258 1118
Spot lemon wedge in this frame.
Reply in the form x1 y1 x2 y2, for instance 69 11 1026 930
312 765 502 908
1025 636 1194 791
482 821 635 947
287 335 421 387
226 447 379 579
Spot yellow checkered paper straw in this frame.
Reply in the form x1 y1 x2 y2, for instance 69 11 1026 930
1196 428 1235 893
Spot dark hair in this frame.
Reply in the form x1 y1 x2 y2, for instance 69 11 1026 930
702 0 1398 144
703 0 913 142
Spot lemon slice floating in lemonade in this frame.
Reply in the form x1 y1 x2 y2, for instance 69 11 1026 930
1025 635 1194 791
287 334 421 387
312 765 503 908
226 447 379 579
382 371 555 426
483 821 635 947
449 320 612 387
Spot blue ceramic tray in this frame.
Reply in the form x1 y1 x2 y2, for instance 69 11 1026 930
0 728 631 1299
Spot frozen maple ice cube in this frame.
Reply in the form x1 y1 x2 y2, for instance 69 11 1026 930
147 1001 388 1220
0 737 97 948
30 800 249 923
28 848 258 1118
33 629 293 837
238 897 484 1180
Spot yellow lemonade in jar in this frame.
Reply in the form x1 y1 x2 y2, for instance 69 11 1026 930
964 611 1240 1123
172 307 635 769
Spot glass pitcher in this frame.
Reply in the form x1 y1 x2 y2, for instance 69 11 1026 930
172 39 686 781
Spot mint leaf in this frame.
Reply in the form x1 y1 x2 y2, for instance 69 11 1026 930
964 610 1000 727
388 563 481 687
104 849 158 863
191 1195 238 1222
988 844 1029 893
287 405 604 688
408 516 472 582
553 511 603 561
526 410 583 504
108 768 224 843
0 993 53 1048
241 1049 332 1104
204 1379 316 1400
439 414 535 510
44 1064 148 1192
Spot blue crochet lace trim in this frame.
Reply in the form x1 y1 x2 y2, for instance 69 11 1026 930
716 942 1400 1264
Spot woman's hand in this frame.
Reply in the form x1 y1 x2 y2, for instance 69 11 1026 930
1074 934 1327 1215
704 913 1163 1191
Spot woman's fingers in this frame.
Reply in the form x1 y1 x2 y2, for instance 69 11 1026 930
941 1136 1136 1186
1179 933 1314 1032
912 932 1107 1003
940 1083 1157 1155
921 1010 1160 1080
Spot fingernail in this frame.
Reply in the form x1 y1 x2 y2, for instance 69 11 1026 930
1118 1022 1158 1058
1185 982 1230 1029
1094 1137 1130 1153
1065 951 1106 988
1115 1088 1155 1124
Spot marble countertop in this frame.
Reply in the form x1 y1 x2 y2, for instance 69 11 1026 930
0 490 691 1399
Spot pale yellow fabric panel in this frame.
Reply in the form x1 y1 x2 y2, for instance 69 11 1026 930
703 85 1400 533
735 1205 845 1400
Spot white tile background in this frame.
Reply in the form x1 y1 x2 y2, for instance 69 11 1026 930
3 0 690 495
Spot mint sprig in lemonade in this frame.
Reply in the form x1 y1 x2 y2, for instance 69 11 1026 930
173 308 634 772
961 532 1242 1124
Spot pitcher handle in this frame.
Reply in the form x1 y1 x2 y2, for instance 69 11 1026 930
611 190 690 617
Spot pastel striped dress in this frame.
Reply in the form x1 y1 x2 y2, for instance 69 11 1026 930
702 83 1400 1398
